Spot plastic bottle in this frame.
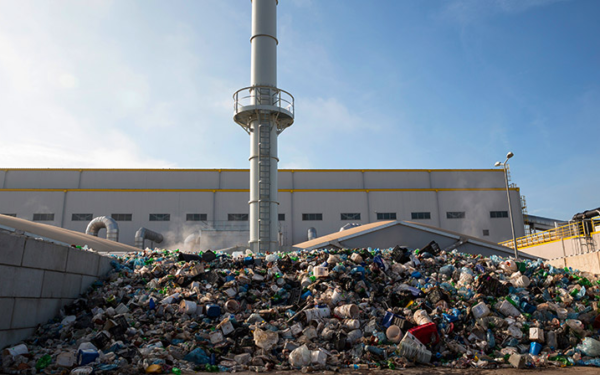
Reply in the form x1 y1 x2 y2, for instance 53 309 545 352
35 355 52 370
486 329 495 349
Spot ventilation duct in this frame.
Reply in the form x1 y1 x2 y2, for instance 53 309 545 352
308 227 317 241
85 216 119 242
135 227 164 249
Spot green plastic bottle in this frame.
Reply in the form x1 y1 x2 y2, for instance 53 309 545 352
35 355 52 370
172 368 182 375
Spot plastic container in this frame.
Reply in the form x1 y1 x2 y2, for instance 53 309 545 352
206 304 221 318
529 342 542 355
386 325 402 344
529 327 544 342
313 266 329 278
334 304 359 318
472 302 491 319
330 288 343 306
3 344 28 357
225 299 239 313
77 349 99 366
408 322 439 345
350 253 363 263
413 309 432 325
304 306 331 321
342 319 360 329
179 300 197 315
56 351 76 367
495 300 521 317
398 332 432 364
346 329 363 343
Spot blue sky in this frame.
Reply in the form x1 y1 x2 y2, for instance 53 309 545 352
0 0 598 220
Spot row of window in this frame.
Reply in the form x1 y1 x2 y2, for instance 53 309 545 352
3 210 510 222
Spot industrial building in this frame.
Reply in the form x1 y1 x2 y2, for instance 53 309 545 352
0 168 525 250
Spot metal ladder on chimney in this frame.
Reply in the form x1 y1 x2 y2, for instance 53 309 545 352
258 113 272 253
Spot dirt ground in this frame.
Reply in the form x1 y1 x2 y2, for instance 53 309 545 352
187 368 599 375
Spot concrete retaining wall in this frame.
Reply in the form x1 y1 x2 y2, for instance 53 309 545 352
546 251 600 274
0 230 113 349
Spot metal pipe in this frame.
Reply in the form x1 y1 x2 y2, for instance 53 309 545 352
249 0 278 253
234 0 293 253
308 227 317 241
501 160 519 260
85 216 119 242
134 227 163 249
571 207 600 221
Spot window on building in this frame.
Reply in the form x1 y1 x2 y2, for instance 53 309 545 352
490 211 509 218
228 213 248 221
278 214 285 221
483 229 490 236
111 213 132 221
446 211 465 219
72 213 93 221
2 213 16 217
376 212 396 220
33 213 54 221
341 213 361 220
149 213 170 221
186 213 207 221
411 212 431 220
302 213 323 221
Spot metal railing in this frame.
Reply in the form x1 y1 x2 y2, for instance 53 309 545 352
499 221 585 249
233 86 295 116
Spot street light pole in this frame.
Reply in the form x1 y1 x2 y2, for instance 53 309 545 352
495 152 519 260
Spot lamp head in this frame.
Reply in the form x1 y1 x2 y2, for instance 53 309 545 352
494 161 502 167
506 151 514 159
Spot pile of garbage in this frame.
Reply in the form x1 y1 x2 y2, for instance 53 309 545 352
3 243 600 374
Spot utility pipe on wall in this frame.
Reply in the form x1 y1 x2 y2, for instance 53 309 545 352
85 216 119 242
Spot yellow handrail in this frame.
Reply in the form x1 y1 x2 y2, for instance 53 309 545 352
499 221 585 249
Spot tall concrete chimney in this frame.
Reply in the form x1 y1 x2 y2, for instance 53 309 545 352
233 0 294 253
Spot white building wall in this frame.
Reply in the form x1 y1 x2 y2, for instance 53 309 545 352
0 169 525 249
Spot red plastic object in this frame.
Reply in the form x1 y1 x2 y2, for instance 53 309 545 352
408 322 440 345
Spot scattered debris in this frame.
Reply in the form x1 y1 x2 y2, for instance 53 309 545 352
2 243 600 373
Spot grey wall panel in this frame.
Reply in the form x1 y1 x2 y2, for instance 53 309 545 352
80 170 221 189
364 171 430 189
292 171 363 189
430 170 504 189
3 170 80 189
214 192 249 221
220 171 249 189
0 192 64 222
291 191 368 244
278 171 293 190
